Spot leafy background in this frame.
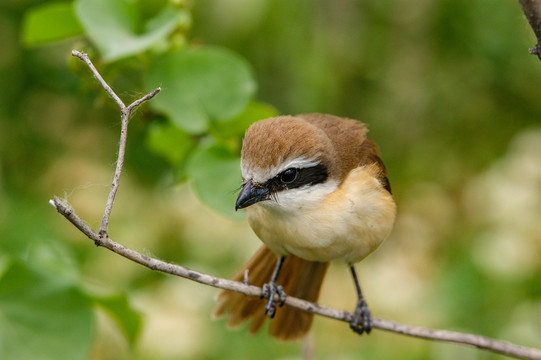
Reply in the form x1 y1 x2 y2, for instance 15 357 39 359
1 0 541 359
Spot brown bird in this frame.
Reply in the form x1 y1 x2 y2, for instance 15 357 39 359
214 113 396 341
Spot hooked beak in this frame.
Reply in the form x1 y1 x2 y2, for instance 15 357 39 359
235 180 270 210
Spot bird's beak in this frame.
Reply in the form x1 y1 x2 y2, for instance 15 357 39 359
235 180 270 210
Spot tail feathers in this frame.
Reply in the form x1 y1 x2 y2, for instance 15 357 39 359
214 245 329 341
214 245 274 329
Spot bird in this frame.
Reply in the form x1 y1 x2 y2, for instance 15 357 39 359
214 113 396 341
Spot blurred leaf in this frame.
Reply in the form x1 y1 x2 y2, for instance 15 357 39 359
212 101 278 138
22 238 79 284
0 262 94 360
146 121 195 165
94 293 141 345
145 47 256 134
186 143 242 219
22 2 83 46
75 0 182 62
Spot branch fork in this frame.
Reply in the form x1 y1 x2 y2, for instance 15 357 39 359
70 50 160 237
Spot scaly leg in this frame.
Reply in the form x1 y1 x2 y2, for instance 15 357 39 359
349 265 373 335
261 256 287 318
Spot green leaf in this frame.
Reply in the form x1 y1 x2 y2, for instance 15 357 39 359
186 143 243 219
94 293 141 345
145 47 256 134
22 2 83 46
146 121 195 165
0 262 94 360
212 101 278 138
75 0 182 62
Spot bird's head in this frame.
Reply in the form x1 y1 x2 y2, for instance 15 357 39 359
235 115 366 212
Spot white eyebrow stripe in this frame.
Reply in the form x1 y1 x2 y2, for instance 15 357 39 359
240 156 321 184
268 156 320 179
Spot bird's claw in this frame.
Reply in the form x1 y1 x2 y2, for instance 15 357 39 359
350 298 373 335
261 283 287 318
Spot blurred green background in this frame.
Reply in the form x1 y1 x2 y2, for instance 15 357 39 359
1 0 540 359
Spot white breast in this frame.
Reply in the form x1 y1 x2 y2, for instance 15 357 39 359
244 165 396 264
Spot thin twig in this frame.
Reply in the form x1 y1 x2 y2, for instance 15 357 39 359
518 0 541 59
49 197 541 360
53 50 541 360
71 50 125 108
127 89 161 112
71 50 160 236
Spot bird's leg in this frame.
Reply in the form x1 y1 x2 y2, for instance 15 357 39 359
261 255 287 318
349 265 373 335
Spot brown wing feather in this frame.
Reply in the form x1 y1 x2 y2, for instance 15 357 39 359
357 138 392 194
298 113 391 193
297 113 367 179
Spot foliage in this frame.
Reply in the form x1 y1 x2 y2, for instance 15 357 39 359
1 0 540 359
145 47 257 133
74 0 185 62
21 0 273 218
0 262 93 360
22 2 82 46
7 0 273 359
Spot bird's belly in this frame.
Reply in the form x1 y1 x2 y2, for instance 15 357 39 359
247 213 376 263
245 174 396 264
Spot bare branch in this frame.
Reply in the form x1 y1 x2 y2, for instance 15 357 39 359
126 88 161 112
518 0 541 59
71 50 125 108
49 197 541 360
71 50 161 236
53 50 541 360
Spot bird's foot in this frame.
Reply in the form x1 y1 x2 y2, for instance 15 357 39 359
350 297 373 335
261 282 286 318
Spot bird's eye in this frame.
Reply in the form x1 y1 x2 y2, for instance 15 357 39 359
280 168 298 184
